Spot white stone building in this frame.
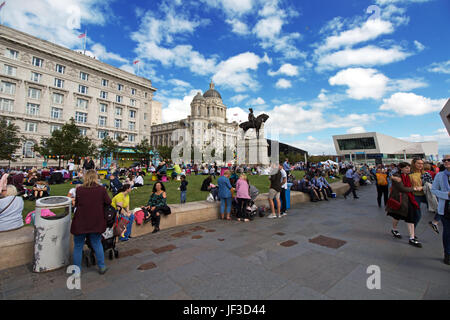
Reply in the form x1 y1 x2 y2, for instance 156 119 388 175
0 25 161 167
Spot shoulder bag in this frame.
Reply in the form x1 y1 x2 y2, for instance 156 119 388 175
0 196 17 215
387 193 402 211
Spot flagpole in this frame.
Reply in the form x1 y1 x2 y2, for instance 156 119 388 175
83 29 87 55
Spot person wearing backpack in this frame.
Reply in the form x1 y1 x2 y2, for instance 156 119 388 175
376 167 389 208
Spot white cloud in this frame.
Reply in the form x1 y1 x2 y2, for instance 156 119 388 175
347 126 367 134
202 0 254 17
268 63 299 77
316 19 394 54
162 90 200 123
318 45 410 70
414 40 425 52
230 94 249 104
427 60 450 74
227 107 248 123
376 0 432 5
226 19 250 35
275 79 292 89
380 92 447 116
168 79 191 87
400 128 450 155
212 52 270 92
389 78 428 91
253 16 283 39
90 43 128 63
291 139 336 155
248 97 265 105
329 68 389 100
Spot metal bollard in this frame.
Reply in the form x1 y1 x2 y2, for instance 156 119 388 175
33 196 72 272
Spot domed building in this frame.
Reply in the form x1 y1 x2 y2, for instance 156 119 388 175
150 81 239 161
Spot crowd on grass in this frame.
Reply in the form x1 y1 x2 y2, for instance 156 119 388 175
0 155 449 274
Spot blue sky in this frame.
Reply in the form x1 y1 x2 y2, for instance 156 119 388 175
5 0 450 155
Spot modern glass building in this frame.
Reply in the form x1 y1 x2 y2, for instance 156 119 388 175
333 132 439 163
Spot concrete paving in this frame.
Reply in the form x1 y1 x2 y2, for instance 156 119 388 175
1 184 449 300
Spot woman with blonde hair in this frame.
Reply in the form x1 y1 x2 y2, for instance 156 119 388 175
71 170 111 274
410 158 433 229
236 173 251 222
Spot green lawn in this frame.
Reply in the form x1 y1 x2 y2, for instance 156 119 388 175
22 170 341 221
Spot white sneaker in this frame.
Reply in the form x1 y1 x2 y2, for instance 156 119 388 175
267 214 277 219
281 212 287 217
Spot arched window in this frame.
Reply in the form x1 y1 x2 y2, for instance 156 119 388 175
197 106 200 116
23 141 35 158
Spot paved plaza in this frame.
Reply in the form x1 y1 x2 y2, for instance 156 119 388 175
1 184 449 300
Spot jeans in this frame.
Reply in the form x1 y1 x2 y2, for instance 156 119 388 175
442 216 450 255
414 195 428 228
180 191 187 204
73 233 105 270
119 214 134 241
220 197 232 215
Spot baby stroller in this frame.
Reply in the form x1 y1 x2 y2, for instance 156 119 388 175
231 185 260 219
83 205 119 267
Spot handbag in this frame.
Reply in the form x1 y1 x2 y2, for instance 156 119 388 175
0 196 16 215
387 193 402 211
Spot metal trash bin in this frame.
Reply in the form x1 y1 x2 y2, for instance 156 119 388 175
33 196 72 272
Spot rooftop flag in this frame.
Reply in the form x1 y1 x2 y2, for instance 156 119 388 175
133 60 140 64
78 33 86 39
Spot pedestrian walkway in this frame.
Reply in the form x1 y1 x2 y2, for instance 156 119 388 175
1 185 449 300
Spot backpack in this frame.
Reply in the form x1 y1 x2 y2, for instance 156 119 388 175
376 173 388 186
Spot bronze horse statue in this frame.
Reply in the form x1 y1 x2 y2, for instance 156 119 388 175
239 112 269 139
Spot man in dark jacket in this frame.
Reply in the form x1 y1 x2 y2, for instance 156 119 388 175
299 176 319 202
109 174 122 196
83 156 95 171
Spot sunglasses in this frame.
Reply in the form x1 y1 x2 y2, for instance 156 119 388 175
443 159 450 162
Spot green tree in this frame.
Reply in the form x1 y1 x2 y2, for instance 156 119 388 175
134 138 153 166
0 117 22 165
98 135 118 160
35 118 96 167
158 146 173 161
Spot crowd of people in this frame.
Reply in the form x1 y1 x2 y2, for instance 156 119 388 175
0 155 449 276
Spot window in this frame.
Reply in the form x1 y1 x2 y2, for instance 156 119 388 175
1 81 15 95
75 112 87 123
52 93 64 104
4 65 16 76
25 122 37 132
115 107 122 116
116 95 123 103
98 130 108 139
28 88 41 100
79 128 87 136
131 88 136 95
23 141 35 158
114 119 122 128
0 98 14 112
130 99 136 107
76 98 88 109
144 113 147 120
31 72 42 83
26 103 40 116
113 132 122 141
101 79 108 87
144 92 148 98
54 78 64 88
100 91 108 99
128 134 135 142
55 64 65 74
78 85 88 95
129 110 136 118
32 57 44 67
51 107 62 119
5 49 19 60
128 121 135 130
117 83 123 91
99 103 107 113
50 124 61 133
98 116 107 127
337 137 377 151
80 72 89 81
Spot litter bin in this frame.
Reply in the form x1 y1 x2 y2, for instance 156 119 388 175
286 183 293 210
33 196 72 273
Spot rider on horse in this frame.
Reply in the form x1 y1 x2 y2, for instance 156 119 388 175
248 108 256 129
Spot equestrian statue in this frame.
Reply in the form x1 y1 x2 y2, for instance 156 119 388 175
239 108 269 139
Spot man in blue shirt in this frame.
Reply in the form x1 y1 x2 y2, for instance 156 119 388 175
283 159 290 176
343 166 359 199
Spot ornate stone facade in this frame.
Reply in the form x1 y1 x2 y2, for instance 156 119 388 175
0 25 162 167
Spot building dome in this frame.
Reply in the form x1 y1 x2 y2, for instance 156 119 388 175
193 92 205 101
203 81 222 99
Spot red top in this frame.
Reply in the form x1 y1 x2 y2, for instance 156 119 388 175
71 185 111 235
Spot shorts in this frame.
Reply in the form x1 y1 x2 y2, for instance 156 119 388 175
268 188 280 200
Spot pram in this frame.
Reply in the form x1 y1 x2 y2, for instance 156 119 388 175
83 205 119 267
231 185 260 219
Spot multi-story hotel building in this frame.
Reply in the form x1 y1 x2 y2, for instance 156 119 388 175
0 25 161 167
